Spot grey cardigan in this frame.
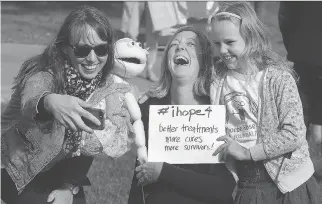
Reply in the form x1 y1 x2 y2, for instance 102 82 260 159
210 67 314 193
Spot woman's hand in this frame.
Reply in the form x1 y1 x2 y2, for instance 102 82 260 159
47 188 73 204
43 93 100 133
135 162 163 186
213 135 252 161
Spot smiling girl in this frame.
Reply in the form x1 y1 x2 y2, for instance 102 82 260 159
209 2 321 204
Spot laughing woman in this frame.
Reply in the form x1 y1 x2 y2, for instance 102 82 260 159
1 5 121 204
128 26 236 204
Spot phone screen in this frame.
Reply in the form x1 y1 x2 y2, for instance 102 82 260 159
82 108 105 130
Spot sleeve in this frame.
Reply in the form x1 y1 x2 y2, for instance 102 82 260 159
158 163 235 203
35 92 53 121
20 71 55 124
250 72 307 161
139 100 150 146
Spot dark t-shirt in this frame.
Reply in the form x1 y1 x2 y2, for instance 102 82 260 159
128 96 236 204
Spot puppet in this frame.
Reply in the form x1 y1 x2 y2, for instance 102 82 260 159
80 38 148 164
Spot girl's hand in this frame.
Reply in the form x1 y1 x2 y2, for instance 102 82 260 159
135 162 163 186
213 135 252 161
43 94 101 133
47 188 73 204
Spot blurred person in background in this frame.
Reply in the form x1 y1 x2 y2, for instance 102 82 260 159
250 1 266 20
178 1 219 34
121 1 187 82
279 2 322 154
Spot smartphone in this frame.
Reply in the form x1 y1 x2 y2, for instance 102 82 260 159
82 108 105 130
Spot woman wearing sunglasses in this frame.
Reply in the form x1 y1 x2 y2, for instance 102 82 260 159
1 5 120 204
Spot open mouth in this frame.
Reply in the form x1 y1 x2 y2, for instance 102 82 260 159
222 55 234 61
118 57 141 64
174 56 189 65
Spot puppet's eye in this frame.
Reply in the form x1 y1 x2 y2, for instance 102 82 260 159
137 42 142 47
128 41 135 47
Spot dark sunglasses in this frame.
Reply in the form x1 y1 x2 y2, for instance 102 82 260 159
69 44 109 58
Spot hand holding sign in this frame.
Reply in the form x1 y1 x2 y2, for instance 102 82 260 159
148 105 226 164
135 162 163 186
213 135 252 161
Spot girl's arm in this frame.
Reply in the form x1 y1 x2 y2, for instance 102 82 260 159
158 163 235 203
250 71 307 161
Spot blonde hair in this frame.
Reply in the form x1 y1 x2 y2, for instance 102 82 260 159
147 26 214 98
209 2 295 81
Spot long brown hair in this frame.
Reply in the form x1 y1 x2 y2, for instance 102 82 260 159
13 5 115 93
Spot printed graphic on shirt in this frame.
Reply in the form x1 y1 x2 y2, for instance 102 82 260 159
223 92 258 148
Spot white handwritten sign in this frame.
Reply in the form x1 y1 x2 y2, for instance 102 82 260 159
148 105 226 164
